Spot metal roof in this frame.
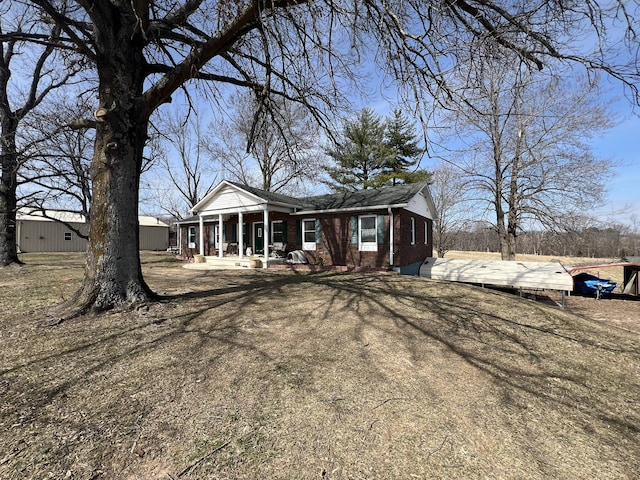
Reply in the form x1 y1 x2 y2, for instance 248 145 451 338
420 258 574 291
17 208 169 227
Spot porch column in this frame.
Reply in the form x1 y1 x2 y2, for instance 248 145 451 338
238 211 244 259
218 214 223 258
263 207 269 267
388 207 394 266
177 224 181 256
198 215 204 256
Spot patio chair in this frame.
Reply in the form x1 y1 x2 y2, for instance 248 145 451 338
271 242 287 258
227 242 238 255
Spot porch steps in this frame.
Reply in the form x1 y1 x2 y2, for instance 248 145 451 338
203 256 253 269
182 255 288 270
182 255 254 270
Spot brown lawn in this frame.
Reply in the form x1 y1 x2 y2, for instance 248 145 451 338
0 252 638 479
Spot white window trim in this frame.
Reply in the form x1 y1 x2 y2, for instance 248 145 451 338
424 221 429 245
188 226 197 248
359 215 377 252
210 224 221 244
410 217 416 245
271 220 284 244
302 218 316 251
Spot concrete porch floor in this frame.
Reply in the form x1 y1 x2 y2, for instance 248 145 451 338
182 255 287 270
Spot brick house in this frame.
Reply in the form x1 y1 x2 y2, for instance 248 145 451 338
175 180 436 273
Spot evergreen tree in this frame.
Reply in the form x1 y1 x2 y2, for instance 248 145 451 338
379 109 430 186
324 109 392 191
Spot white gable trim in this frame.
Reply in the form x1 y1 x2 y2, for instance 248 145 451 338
192 180 300 216
405 187 437 220
192 181 266 213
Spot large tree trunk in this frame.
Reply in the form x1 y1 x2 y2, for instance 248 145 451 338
495 192 516 261
499 230 517 261
67 111 155 313
63 5 155 314
0 117 21 267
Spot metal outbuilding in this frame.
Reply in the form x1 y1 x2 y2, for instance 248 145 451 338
16 209 170 253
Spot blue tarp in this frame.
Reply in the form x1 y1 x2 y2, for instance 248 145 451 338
572 272 617 296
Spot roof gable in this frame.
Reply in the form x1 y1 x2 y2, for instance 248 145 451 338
191 180 302 214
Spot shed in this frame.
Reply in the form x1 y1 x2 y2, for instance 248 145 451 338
139 216 172 251
420 258 574 291
566 258 640 296
623 257 640 296
16 209 170 252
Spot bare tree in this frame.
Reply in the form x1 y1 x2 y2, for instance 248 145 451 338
210 93 321 193
0 3 81 265
18 97 94 237
430 162 467 258
442 45 616 260
147 109 218 219
5 0 637 313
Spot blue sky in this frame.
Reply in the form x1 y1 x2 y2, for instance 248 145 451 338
366 77 639 229
592 110 640 227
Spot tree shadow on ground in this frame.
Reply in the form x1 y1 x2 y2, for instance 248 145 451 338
1 270 639 479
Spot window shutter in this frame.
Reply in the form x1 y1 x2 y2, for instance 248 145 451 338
315 218 322 244
282 221 288 243
296 220 302 244
377 215 385 244
351 216 358 245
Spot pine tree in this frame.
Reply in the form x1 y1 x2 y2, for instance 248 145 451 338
324 109 392 191
379 109 429 186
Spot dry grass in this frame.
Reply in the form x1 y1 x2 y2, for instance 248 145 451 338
1 252 639 479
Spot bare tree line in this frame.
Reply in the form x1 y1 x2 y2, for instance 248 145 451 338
446 222 640 259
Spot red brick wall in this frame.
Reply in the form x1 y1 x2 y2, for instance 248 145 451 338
179 207 433 268
300 213 391 268
393 210 433 267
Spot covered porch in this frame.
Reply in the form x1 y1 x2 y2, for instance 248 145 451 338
178 181 302 269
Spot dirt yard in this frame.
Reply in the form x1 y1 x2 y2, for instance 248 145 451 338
0 252 638 479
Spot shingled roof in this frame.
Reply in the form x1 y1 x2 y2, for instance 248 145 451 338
300 183 428 212
225 181 303 207
177 181 432 224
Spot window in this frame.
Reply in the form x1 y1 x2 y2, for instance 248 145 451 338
228 223 237 243
424 221 429 245
209 225 220 245
188 226 197 248
359 215 377 251
64 232 72 241
271 221 285 244
302 219 316 251
410 217 416 245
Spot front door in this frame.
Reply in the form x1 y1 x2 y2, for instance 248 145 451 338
253 222 264 254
